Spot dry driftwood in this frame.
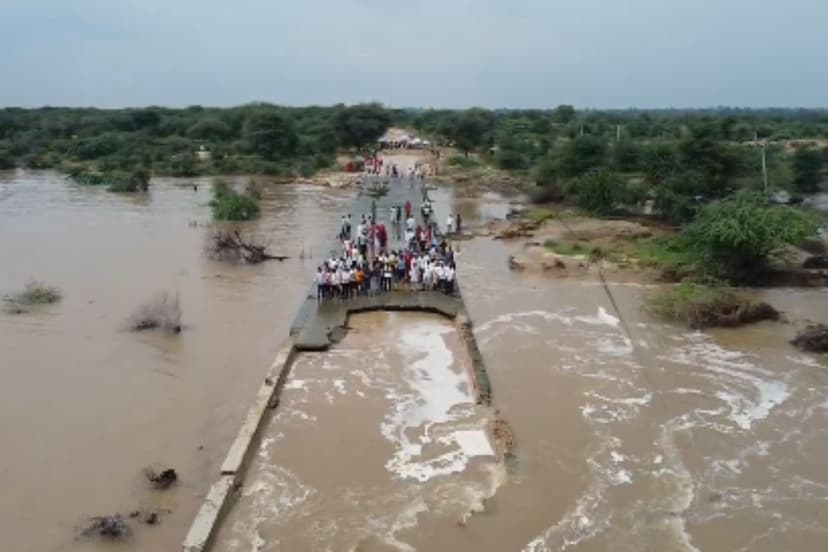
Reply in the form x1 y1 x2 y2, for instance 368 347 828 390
207 229 288 264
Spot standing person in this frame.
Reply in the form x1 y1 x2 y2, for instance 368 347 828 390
405 200 412 219
383 261 393 292
409 258 420 291
355 265 365 296
455 212 462 234
371 261 381 295
378 224 388 251
315 267 325 300
445 264 455 294
446 213 455 234
342 264 352 299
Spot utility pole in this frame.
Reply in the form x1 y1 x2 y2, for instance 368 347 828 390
616 124 621 142
761 144 769 194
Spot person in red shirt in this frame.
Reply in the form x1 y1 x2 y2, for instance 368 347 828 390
405 200 412 219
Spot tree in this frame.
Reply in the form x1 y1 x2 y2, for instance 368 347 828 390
444 108 495 156
551 105 576 124
570 169 625 215
688 191 817 281
334 103 391 150
790 147 824 193
612 140 643 172
0 147 15 170
642 143 681 184
187 118 233 141
244 111 297 160
678 124 738 197
558 135 608 177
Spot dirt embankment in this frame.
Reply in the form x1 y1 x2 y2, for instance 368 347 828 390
489 212 669 283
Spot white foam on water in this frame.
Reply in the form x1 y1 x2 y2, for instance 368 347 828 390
453 429 496 457
787 353 824 369
332 378 347 394
666 338 791 431
657 415 702 552
283 378 307 390
229 464 315 551
477 307 622 336
576 306 621 328
715 378 790 431
610 469 632 485
381 320 480 482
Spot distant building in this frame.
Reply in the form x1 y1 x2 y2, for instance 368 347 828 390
195 145 211 161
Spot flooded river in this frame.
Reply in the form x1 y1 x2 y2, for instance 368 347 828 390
0 170 352 551
2 170 827 551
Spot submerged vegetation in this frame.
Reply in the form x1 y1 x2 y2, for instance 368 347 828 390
646 283 780 329
127 291 182 333
209 179 260 221
3 281 62 314
67 165 150 192
791 324 828 353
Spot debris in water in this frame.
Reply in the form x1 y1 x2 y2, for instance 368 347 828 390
80 514 129 539
791 324 828 353
128 508 169 525
128 291 182 333
144 467 178 489
491 414 516 458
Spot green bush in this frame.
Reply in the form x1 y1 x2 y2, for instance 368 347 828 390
544 240 588 256
67 166 150 192
3 281 62 313
447 154 482 169
210 180 260 221
570 169 624 215
0 148 14 170
687 191 817 281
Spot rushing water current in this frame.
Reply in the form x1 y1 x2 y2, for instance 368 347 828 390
1 170 827 551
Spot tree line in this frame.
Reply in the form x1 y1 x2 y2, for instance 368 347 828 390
0 103 392 179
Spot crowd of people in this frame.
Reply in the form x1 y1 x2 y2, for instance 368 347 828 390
315 206 458 301
363 156 433 178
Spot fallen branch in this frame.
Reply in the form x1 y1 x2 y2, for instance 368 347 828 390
206 229 289 264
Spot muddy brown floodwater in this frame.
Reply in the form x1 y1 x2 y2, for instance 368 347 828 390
0 171 352 552
3 170 828 552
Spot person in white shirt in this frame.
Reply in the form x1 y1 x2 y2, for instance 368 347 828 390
441 265 453 294
423 263 433 290
334 267 343 298
409 262 420 291
406 216 415 232
446 213 455 234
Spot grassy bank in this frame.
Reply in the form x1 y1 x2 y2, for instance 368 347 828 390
646 283 779 328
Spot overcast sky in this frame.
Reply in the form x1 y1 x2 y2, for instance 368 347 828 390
1 0 826 109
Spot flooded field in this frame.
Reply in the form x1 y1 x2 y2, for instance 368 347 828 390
2 170 827 551
0 170 352 551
